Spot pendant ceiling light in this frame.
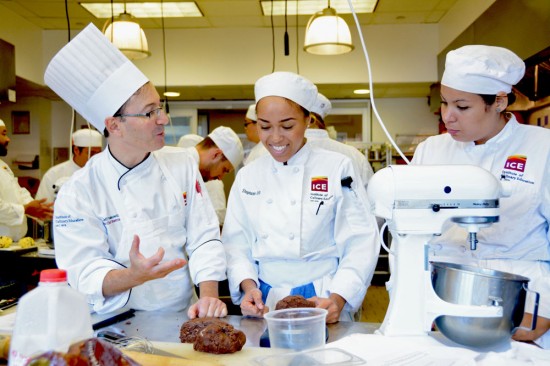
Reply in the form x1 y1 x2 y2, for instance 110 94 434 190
304 1 354 55
103 2 150 60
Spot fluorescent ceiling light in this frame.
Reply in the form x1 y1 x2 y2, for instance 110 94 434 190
261 0 378 16
354 89 370 95
81 2 203 18
163 91 181 97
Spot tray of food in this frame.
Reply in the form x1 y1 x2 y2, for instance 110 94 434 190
0 236 38 253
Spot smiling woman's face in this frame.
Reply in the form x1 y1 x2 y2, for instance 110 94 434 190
256 96 310 163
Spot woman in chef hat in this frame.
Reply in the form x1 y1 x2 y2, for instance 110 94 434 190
222 71 380 323
412 45 550 347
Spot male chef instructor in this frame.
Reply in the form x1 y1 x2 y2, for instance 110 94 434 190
44 24 227 317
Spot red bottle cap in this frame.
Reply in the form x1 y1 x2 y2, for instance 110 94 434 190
39 269 67 282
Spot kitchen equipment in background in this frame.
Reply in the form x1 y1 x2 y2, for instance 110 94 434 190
96 330 183 358
432 262 538 347
263 308 327 351
91 308 136 330
366 165 510 346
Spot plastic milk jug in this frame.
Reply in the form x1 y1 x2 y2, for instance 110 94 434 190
9 269 93 365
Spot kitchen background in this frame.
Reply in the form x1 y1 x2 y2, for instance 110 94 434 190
0 0 548 192
0 0 548 322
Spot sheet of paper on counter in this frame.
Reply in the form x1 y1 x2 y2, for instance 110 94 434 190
326 333 550 365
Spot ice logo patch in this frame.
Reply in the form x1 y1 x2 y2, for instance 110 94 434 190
504 155 526 173
311 176 328 192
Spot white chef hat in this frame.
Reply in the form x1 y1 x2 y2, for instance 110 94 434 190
72 128 103 147
177 134 204 148
44 23 149 132
208 126 244 169
0 119 4 127
245 104 257 121
441 45 525 94
254 71 318 111
311 93 332 119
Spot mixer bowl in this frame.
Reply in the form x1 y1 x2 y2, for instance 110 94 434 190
431 262 529 348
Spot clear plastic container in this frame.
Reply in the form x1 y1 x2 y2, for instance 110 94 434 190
8 269 93 366
264 308 328 351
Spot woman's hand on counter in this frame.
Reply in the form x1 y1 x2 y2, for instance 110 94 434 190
188 296 228 319
240 280 269 318
309 293 346 324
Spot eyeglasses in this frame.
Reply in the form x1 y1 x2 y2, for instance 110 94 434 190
114 105 165 120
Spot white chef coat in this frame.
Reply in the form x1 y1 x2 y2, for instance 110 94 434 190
305 129 374 190
243 142 267 165
174 146 227 224
412 115 550 348
205 180 226 225
36 159 81 202
0 159 33 241
54 146 226 314
222 142 380 317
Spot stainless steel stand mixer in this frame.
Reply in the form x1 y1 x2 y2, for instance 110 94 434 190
366 165 505 337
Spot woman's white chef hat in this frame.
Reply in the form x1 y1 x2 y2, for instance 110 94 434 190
44 23 149 132
72 128 103 147
177 134 203 148
441 45 525 94
0 119 4 127
254 71 318 111
245 104 257 121
208 126 244 169
311 93 332 119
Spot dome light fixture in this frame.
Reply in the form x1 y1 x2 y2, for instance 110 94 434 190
103 2 150 60
304 1 354 55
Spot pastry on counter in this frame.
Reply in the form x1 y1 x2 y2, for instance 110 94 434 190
26 338 141 366
179 318 246 354
18 237 35 248
275 295 316 310
0 236 13 248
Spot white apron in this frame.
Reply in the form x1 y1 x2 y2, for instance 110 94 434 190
113 156 196 311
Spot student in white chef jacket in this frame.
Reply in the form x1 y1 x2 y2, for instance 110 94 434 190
177 127 244 225
0 119 53 240
242 104 261 166
36 128 103 203
222 72 380 323
305 93 374 191
412 45 550 348
44 24 227 317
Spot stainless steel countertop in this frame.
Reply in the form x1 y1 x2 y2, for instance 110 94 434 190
93 310 380 347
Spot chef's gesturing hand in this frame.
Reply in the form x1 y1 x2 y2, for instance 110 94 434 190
309 293 346 323
240 279 269 317
103 235 186 297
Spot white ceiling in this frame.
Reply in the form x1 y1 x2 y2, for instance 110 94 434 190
1 0 459 30
6 0 459 101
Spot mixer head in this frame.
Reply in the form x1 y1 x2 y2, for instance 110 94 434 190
367 165 501 247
